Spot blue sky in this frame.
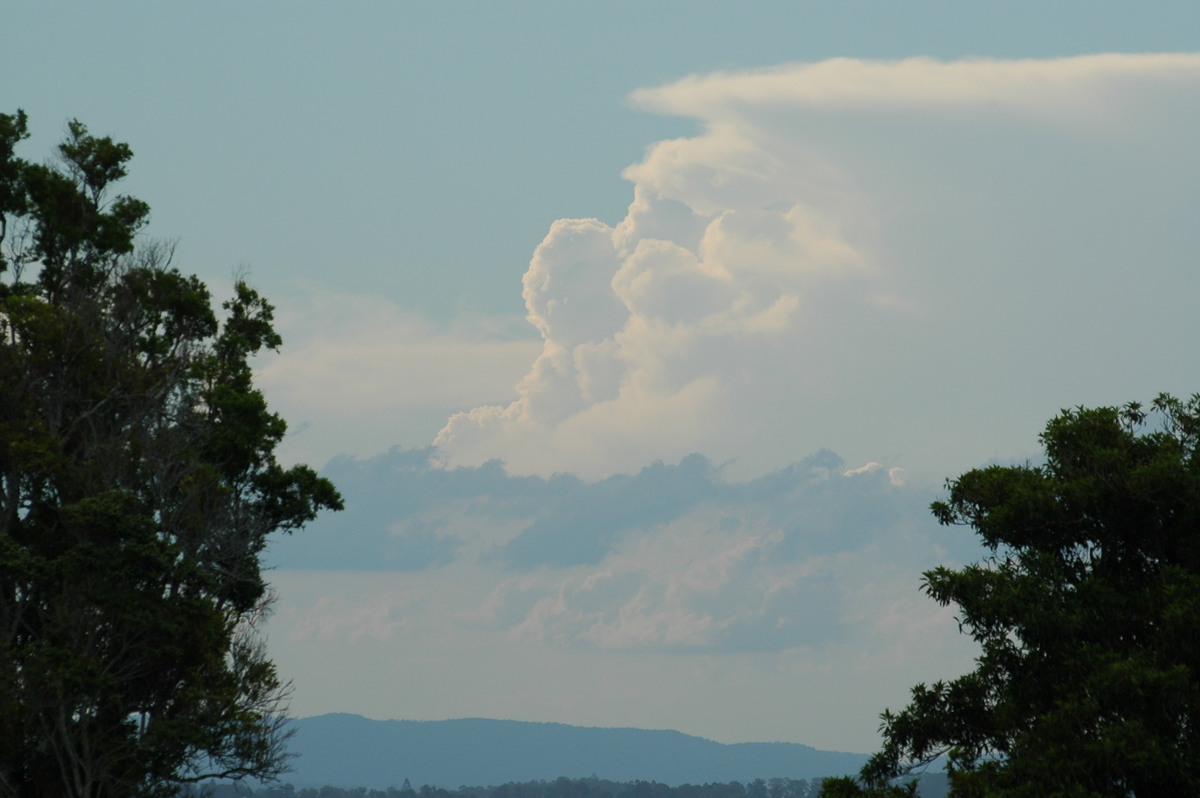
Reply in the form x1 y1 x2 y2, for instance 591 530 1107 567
5 2 1200 755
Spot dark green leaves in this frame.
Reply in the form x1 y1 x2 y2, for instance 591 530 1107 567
833 396 1200 797
0 110 341 796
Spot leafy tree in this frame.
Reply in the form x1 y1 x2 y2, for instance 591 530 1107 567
0 111 342 795
824 396 1200 797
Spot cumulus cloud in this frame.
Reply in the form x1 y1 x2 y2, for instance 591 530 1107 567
434 53 1200 481
434 169 873 477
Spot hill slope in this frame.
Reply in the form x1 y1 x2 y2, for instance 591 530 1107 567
285 715 868 789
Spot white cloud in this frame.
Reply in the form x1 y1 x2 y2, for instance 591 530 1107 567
254 285 541 467
842 462 882 478
628 53 1200 125
435 54 1200 481
286 585 432 644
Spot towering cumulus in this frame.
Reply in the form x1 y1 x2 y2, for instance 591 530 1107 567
436 54 1200 480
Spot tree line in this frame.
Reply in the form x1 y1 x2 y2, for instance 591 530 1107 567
187 775 866 798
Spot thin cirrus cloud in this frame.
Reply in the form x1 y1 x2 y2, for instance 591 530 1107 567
433 53 1200 483
256 285 541 468
628 53 1200 119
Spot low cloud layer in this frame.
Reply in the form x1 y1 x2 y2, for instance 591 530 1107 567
265 447 982 749
434 53 1200 481
267 448 966 655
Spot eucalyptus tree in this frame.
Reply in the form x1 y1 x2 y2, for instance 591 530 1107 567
824 395 1200 797
0 111 342 796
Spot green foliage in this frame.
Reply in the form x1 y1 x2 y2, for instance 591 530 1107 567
837 396 1200 797
814 775 915 798
0 111 342 795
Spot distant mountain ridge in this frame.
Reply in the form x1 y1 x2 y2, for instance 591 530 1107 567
285 715 868 789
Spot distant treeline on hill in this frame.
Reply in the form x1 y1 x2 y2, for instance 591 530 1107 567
194 776 835 798
192 774 948 798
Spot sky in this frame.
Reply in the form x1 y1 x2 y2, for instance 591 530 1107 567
5 2 1200 756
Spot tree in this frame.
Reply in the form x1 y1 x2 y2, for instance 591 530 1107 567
814 776 913 798
824 396 1200 797
0 111 343 795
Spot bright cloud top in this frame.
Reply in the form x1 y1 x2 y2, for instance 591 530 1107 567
433 54 1200 480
